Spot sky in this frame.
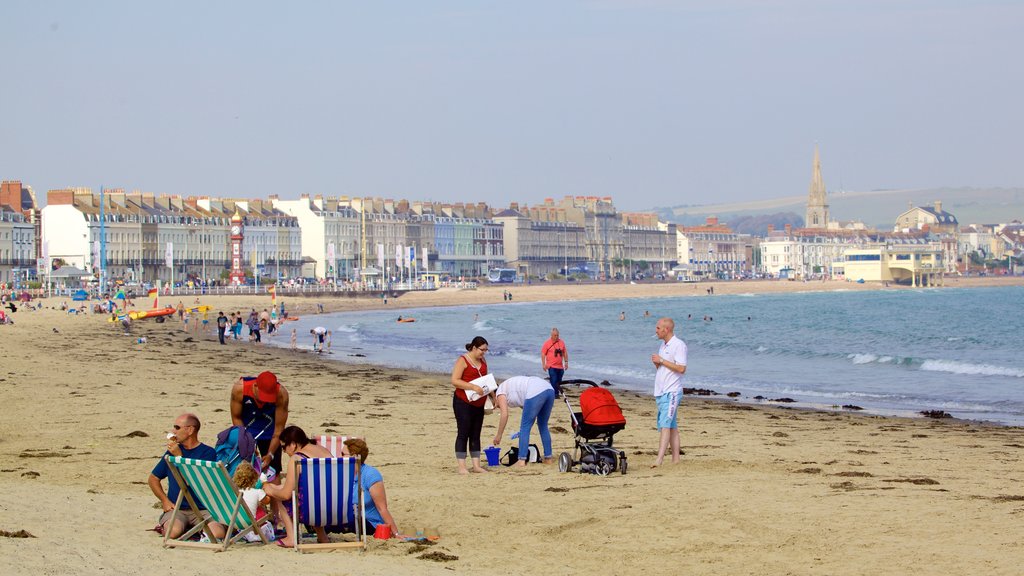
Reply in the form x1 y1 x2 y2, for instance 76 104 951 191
2 0 1021 212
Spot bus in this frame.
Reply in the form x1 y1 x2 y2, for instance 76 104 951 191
487 268 517 283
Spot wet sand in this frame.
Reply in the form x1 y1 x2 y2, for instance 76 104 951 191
1 277 1022 575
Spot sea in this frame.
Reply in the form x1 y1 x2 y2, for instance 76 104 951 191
272 285 1024 426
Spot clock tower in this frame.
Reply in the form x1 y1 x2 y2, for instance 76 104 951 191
229 210 245 286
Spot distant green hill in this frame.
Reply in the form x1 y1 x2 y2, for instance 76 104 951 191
653 187 1024 231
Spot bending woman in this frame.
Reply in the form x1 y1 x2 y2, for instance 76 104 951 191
450 336 490 474
340 438 399 537
492 376 555 467
262 425 333 547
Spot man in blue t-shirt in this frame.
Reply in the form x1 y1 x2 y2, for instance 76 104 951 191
147 413 227 539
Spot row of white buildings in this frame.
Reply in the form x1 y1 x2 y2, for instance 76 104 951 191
2 151 1020 287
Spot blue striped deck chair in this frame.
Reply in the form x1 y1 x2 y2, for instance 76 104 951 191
291 457 366 552
163 455 271 551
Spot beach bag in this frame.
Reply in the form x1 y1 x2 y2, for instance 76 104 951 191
215 425 260 476
501 444 542 465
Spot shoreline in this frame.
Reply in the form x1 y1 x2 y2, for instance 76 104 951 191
2 277 1023 574
89 275 1022 316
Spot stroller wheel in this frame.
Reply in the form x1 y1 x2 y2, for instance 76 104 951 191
619 456 628 475
558 452 573 473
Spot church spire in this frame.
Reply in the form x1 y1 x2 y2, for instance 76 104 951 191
805 145 829 229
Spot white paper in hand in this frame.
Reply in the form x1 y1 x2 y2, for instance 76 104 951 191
466 374 497 402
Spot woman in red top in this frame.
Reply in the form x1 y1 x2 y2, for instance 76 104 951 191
450 336 490 474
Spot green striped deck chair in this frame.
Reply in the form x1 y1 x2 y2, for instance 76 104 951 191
163 455 271 551
291 457 366 552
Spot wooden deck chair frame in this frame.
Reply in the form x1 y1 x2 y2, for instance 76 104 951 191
316 435 364 458
291 457 366 552
162 455 271 551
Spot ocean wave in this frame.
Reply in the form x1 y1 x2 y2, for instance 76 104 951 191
919 359 1024 378
849 353 878 365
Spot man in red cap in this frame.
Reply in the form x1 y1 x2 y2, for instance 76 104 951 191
230 371 290 474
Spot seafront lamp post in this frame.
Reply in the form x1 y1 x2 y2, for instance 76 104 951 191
564 224 569 278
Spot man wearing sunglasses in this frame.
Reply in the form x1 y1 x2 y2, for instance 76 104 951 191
148 413 226 539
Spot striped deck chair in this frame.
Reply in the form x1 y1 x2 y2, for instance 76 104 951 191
163 455 271 551
292 457 366 552
317 435 363 457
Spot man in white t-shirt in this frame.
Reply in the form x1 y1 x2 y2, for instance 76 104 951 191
651 317 687 467
311 326 327 353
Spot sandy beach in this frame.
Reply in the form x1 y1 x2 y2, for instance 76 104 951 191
1 277 1022 575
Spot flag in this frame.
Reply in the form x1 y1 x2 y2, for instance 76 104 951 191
395 245 403 269
377 244 385 269
269 284 276 307
422 248 428 270
147 288 158 298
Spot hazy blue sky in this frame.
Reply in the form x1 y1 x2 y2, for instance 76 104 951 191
2 1 1021 211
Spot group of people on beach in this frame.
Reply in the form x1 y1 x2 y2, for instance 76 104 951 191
149 370 400 547
450 316 687 473
148 307 689 548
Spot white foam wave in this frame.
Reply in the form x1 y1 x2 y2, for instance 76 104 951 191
849 353 878 365
755 345 768 353
504 349 536 364
919 359 1024 378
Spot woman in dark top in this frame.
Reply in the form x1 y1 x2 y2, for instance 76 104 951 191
450 336 490 474
263 425 332 547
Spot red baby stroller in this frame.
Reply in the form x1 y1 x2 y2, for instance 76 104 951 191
557 379 628 475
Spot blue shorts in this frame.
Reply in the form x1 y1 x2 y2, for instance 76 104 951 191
656 391 681 429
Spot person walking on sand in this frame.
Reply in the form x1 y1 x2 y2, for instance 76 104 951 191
450 336 491 474
650 317 687 467
216 311 228 345
540 328 568 396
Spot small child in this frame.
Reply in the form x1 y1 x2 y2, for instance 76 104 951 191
326 330 332 352
232 461 275 543
290 328 297 350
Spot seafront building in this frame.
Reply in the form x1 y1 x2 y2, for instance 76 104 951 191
843 240 945 286
40 189 302 285
675 217 751 278
493 196 675 279
274 195 503 281
0 181 40 286
0 206 35 285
